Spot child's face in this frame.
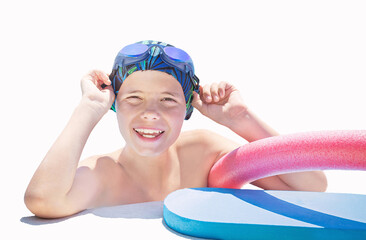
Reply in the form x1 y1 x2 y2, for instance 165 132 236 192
115 70 186 157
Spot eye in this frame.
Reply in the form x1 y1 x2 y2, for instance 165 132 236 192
127 96 141 99
126 96 142 103
162 97 176 102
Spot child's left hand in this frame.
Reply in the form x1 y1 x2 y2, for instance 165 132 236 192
191 82 248 127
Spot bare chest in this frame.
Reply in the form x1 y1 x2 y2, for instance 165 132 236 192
103 148 213 205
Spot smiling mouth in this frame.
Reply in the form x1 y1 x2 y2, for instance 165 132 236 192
133 128 165 138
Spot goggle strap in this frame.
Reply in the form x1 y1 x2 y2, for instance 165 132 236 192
111 103 116 112
186 86 195 110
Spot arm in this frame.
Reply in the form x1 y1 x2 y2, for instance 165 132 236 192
24 70 115 218
191 82 278 143
192 82 327 192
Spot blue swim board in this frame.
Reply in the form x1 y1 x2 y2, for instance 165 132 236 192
163 188 366 240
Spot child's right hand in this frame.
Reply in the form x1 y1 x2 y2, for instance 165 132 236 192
80 70 115 118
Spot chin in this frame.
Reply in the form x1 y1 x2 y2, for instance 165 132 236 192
134 135 179 157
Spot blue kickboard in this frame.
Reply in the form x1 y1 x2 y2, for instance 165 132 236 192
163 188 366 240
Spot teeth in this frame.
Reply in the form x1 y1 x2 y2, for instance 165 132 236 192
134 128 164 134
142 135 157 138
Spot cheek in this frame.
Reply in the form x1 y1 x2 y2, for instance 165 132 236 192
116 111 129 138
115 103 135 138
167 104 186 120
167 106 186 133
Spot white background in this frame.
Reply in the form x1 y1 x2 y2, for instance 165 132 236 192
1 0 365 236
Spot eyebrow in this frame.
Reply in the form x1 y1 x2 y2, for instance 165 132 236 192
126 90 180 97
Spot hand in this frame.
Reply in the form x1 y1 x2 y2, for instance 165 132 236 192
191 81 248 127
80 70 115 117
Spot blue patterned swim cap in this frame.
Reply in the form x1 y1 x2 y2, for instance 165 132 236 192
110 40 200 120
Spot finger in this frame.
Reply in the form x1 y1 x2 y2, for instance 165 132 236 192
92 73 105 90
101 84 116 104
210 82 220 102
191 91 204 112
202 84 212 103
90 70 107 87
218 81 228 98
90 70 110 91
94 70 111 85
198 85 204 99
88 70 100 86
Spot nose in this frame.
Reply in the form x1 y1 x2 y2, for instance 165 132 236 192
140 104 160 121
141 110 160 120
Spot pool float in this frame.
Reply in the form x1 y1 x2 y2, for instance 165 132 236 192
164 130 366 239
209 130 366 188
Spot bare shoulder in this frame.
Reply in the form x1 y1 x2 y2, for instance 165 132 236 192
78 149 126 190
78 150 121 172
177 129 242 164
75 150 127 207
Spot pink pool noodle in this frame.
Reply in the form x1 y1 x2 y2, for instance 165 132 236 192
208 130 366 188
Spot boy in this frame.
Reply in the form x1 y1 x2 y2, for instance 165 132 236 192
25 41 327 218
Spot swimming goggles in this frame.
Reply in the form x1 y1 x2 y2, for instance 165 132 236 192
111 43 200 90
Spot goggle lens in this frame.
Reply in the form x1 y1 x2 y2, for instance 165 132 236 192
120 43 193 67
164 46 191 63
120 44 148 57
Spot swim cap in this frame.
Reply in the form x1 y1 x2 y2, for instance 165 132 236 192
110 40 200 120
